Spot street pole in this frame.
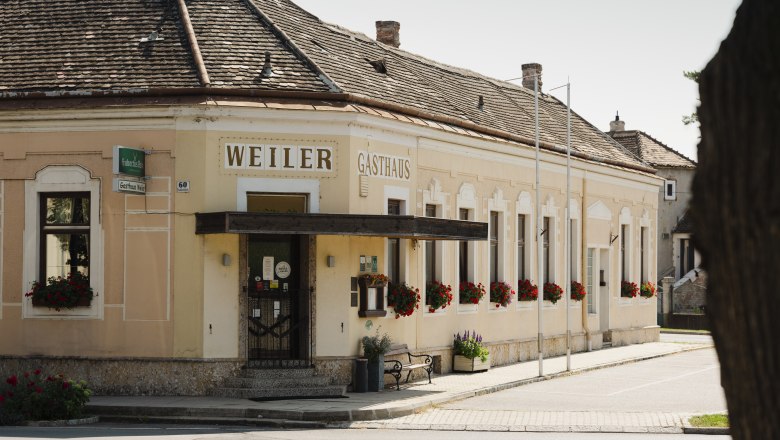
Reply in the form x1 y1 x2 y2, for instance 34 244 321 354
535 75 544 377
565 81 571 372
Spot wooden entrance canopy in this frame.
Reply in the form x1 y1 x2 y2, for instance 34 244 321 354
195 212 488 241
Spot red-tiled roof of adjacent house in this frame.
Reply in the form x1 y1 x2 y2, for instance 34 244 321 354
0 0 653 173
608 129 696 169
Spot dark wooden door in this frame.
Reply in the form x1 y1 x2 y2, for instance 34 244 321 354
247 234 301 360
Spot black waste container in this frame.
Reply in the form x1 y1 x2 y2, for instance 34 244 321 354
354 358 368 393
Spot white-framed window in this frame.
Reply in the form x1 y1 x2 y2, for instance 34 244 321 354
23 166 103 319
586 247 596 314
517 214 528 282
542 216 555 284
640 226 649 283
489 211 502 283
619 207 632 286
664 180 677 201
457 183 478 312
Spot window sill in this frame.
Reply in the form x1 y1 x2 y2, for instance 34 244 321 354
358 310 387 318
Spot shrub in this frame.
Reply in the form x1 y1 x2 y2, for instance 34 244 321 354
517 279 538 301
621 281 639 298
453 330 489 362
426 281 453 312
639 281 656 298
458 281 486 305
387 282 420 318
543 282 563 304
489 281 514 308
570 281 587 301
0 371 91 425
361 328 392 362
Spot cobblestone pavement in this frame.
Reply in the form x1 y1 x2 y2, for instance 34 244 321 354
347 410 687 433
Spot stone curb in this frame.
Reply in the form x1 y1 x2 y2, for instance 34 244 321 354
682 426 729 435
26 416 99 427
338 423 684 434
97 414 327 429
87 344 713 425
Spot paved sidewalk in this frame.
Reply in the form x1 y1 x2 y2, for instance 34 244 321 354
88 340 712 429
350 410 689 433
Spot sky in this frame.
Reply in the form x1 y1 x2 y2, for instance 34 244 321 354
292 0 741 161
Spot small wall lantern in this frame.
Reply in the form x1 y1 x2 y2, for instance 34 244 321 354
222 253 231 267
327 255 336 267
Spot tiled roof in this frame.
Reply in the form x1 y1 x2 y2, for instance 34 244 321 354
608 130 696 169
0 0 651 172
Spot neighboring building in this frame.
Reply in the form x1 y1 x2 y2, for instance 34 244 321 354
607 115 697 281
0 0 662 396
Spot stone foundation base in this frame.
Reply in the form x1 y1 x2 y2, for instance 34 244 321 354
0 356 242 396
315 327 660 388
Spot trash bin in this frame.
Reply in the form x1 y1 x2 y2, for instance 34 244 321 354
354 358 368 393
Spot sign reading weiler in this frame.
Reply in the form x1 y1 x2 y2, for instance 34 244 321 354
224 143 334 172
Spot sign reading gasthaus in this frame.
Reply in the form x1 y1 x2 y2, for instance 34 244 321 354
224 143 334 172
357 151 411 181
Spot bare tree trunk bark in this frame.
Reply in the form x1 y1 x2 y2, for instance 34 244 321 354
691 1 780 439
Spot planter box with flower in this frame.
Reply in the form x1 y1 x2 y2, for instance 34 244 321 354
639 282 656 298
387 282 420 318
621 281 639 298
458 281 486 305
426 281 452 313
25 272 94 311
570 281 587 302
452 330 490 372
361 329 392 392
489 281 514 308
517 279 538 302
543 282 563 304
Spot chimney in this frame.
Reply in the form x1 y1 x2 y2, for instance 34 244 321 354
376 21 400 48
521 63 542 91
609 112 625 132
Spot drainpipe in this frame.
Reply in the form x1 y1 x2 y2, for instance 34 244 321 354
581 172 591 350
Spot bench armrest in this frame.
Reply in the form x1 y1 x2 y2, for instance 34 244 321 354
408 353 433 366
384 359 403 373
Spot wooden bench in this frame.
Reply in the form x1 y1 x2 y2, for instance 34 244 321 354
383 343 433 390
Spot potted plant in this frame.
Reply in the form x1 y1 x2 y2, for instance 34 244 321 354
387 282 420 318
543 282 563 304
458 281 486 305
570 281 587 301
517 279 538 302
361 329 392 392
639 281 656 298
452 330 490 372
621 281 639 298
426 280 453 313
25 272 93 311
489 281 515 308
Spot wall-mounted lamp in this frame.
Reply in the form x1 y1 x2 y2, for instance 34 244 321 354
609 233 619 245
222 253 232 267
327 255 336 267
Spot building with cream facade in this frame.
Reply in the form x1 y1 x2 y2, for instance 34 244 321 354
0 0 661 396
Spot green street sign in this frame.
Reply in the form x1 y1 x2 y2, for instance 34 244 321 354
113 146 146 178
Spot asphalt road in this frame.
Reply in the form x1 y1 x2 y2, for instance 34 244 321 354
443 347 726 414
0 426 729 440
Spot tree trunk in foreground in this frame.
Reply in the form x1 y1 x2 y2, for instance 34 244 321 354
691 1 780 439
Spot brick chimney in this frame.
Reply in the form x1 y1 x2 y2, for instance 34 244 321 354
610 112 625 132
376 21 400 48
521 63 542 91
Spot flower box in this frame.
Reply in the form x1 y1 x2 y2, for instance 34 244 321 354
453 354 490 372
31 297 91 308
